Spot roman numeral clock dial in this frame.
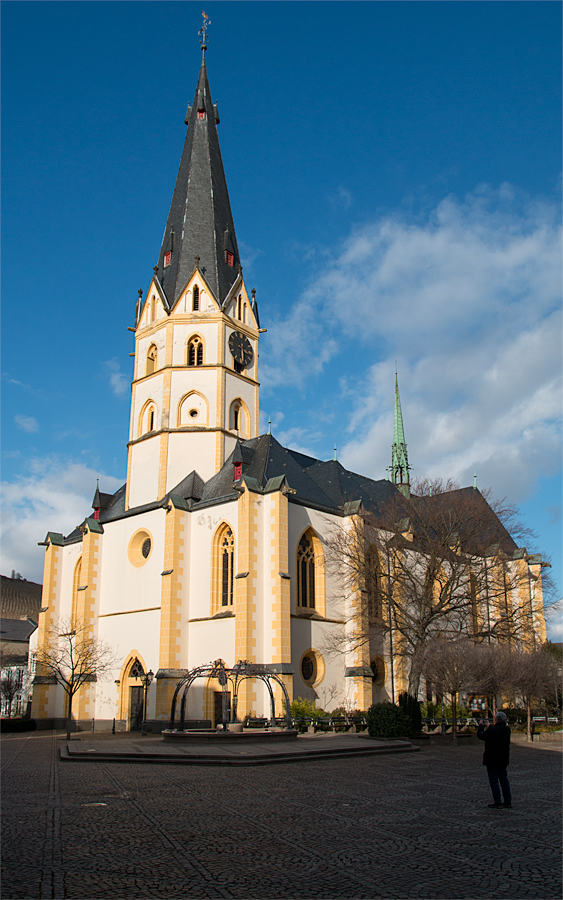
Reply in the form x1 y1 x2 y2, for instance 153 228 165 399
228 331 253 372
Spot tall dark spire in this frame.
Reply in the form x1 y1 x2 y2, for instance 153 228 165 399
156 55 241 308
389 374 410 497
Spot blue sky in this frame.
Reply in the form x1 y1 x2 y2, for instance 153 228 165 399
2 2 561 636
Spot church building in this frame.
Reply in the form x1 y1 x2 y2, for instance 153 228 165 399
32 44 547 731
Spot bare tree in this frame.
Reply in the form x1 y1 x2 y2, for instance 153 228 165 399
35 619 115 739
467 642 517 717
325 478 548 697
0 668 24 718
511 648 559 742
422 637 475 741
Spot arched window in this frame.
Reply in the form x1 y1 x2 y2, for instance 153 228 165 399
221 528 234 607
211 523 235 614
365 545 383 620
150 296 156 322
129 659 145 678
193 285 199 311
146 344 157 376
71 557 82 628
188 336 203 366
297 531 316 609
139 402 157 436
229 399 248 436
470 572 479 634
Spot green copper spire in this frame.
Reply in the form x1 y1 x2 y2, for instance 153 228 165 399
390 374 410 498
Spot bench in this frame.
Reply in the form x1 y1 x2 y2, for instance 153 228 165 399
292 716 313 732
244 717 270 729
314 717 336 732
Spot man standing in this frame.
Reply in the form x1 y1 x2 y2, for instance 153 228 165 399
477 711 512 809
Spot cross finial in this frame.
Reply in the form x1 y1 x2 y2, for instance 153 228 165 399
199 11 210 54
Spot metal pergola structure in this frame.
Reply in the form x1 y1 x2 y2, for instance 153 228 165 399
167 659 293 731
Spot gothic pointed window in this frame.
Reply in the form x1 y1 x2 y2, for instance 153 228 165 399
146 344 157 376
297 531 316 609
221 528 234 607
188 336 203 367
211 523 235 614
193 285 199 311
140 402 156 435
129 659 145 678
71 557 82 628
365 545 383 620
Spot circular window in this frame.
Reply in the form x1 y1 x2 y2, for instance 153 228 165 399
301 655 315 682
189 409 199 418
300 650 325 687
370 656 386 688
128 529 153 567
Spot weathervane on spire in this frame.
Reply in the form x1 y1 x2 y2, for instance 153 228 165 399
199 11 210 53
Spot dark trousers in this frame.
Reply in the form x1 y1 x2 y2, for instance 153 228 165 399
487 765 511 805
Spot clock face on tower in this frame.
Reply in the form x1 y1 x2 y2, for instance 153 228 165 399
228 331 253 368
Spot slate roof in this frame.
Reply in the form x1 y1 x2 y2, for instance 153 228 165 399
65 436 518 559
0 618 37 642
410 487 518 555
154 56 241 309
0 576 42 620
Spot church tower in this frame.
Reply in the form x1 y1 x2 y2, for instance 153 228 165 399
126 45 260 509
389 375 410 498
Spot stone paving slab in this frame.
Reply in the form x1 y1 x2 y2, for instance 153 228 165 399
2 731 561 899
59 731 419 766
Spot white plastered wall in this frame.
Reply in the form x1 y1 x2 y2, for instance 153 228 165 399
94 510 166 720
288 503 348 711
165 431 217 489
127 439 160 508
171 321 219 367
169 368 217 427
130 372 165 440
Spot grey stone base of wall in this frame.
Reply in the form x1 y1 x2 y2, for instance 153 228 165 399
32 718 211 734
33 718 126 733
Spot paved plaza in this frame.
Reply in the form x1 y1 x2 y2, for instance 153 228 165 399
2 731 561 900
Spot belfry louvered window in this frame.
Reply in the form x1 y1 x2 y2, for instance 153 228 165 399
188 336 203 366
297 532 315 609
221 528 234 606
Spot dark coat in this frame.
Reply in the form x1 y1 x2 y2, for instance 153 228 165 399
477 722 511 768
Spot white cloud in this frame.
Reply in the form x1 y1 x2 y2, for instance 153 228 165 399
0 458 123 583
263 185 561 505
15 415 39 433
103 359 128 396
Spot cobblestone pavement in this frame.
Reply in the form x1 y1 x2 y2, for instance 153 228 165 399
2 732 561 900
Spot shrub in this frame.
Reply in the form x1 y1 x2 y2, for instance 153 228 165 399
289 697 325 721
398 692 423 734
366 702 411 739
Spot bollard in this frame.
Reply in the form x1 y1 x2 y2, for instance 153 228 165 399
91 718 95 733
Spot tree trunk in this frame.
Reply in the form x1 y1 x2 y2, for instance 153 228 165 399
66 690 74 741
451 691 457 743
408 666 421 698
526 696 532 743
